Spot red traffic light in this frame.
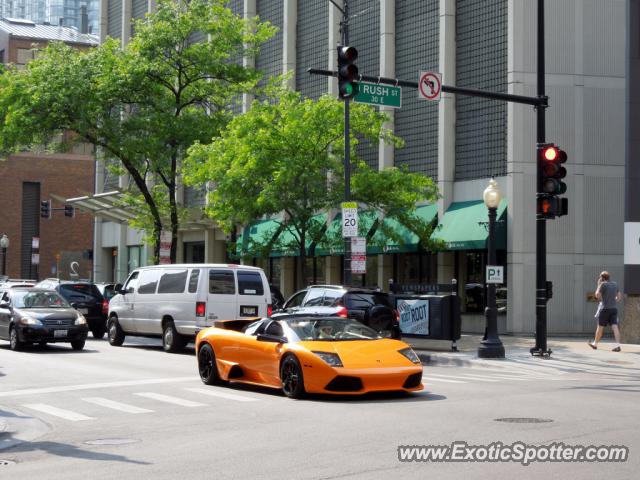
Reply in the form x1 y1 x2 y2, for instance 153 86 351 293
543 146 558 161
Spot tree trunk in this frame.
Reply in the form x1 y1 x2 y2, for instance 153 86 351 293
298 229 306 290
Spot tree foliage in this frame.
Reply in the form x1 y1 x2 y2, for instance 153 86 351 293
186 89 440 286
0 0 275 262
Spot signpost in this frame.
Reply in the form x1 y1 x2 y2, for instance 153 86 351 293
159 231 172 265
341 202 358 238
353 81 402 108
486 266 504 284
351 237 366 274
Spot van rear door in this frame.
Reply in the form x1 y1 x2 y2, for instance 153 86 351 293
237 269 269 317
205 268 238 324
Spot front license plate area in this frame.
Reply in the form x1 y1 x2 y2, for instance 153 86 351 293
240 305 258 317
54 329 68 338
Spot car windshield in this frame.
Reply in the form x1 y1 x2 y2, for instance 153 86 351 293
286 318 381 341
13 291 71 309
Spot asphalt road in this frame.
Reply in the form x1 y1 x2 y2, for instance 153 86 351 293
1 336 639 479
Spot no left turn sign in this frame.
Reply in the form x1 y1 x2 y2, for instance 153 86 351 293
418 71 442 101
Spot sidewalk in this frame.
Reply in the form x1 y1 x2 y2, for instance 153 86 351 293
407 334 640 366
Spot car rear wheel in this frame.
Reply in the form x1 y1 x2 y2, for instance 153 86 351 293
280 355 305 399
91 325 106 340
198 343 225 385
9 326 24 351
162 321 187 353
108 316 125 346
71 340 85 351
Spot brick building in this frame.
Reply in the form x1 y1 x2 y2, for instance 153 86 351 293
0 17 98 281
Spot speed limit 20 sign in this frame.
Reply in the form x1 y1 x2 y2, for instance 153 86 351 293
342 202 358 238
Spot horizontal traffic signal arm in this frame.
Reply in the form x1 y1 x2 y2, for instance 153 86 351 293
307 69 547 107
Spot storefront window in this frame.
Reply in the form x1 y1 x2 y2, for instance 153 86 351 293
304 257 325 286
395 253 437 284
127 246 142 274
462 251 507 314
184 241 205 263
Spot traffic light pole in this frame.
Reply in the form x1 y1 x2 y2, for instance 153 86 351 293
312 0 552 354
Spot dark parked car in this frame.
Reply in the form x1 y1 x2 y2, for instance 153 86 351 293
269 284 285 311
279 285 401 339
0 288 88 350
35 279 108 339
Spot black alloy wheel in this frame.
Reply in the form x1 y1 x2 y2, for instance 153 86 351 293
198 343 225 385
9 326 24 351
280 355 305 399
108 316 125 346
92 325 107 340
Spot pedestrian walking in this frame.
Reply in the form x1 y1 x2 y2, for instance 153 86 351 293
588 271 622 351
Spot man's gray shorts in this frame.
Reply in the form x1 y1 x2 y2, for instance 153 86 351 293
598 308 618 327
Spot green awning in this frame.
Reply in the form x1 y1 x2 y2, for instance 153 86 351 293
368 204 438 254
430 199 507 250
315 210 378 256
271 213 327 258
237 219 284 257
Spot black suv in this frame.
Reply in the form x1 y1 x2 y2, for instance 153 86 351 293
35 279 108 339
279 285 400 339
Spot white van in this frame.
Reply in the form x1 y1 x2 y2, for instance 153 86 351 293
107 264 272 352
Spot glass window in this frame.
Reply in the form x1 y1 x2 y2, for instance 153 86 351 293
345 292 393 310
303 289 325 306
237 271 264 295
209 269 235 295
322 289 343 306
127 246 142 274
284 290 307 309
157 269 188 294
265 321 284 337
188 269 200 293
123 272 139 294
138 269 161 294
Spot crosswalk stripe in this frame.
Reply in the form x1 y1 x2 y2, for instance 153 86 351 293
23 403 94 422
184 388 259 403
429 373 499 383
422 375 467 384
82 397 154 414
134 392 206 407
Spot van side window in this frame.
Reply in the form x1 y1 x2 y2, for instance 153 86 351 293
237 271 264 295
209 269 235 295
123 272 139 294
188 269 200 293
157 269 188 294
137 270 161 294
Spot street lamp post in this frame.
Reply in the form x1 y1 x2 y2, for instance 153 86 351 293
478 179 505 359
0 234 9 277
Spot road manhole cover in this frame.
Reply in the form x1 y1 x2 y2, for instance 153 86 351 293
0 460 16 466
84 438 140 446
495 418 553 424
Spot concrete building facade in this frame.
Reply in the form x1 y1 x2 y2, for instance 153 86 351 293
95 0 626 335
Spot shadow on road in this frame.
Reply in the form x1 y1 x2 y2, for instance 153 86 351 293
0 344 98 354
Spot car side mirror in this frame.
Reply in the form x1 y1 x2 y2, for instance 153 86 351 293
0 301 10 309
257 333 287 344
114 283 124 294
70 302 78 309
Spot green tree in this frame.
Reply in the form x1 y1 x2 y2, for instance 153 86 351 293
186 89 440 287
0 0 275 263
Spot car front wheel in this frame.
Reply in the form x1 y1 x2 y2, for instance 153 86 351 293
9 326 24 351
280 355 305 399
108 316 125 346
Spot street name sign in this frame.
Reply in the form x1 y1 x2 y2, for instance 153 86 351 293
418 71 442 101
342 202 358 238
354 82 402 108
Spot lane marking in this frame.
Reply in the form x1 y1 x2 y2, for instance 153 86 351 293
0 377 196 398
429 373 499 383
421 375 466 384
134 392 206 407
184 387 259 403
82 397 154 414
23 403 94 422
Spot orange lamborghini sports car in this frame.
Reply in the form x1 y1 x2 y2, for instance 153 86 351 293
195 315 424 399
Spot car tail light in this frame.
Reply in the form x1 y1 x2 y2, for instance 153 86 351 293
196 301 206 317
267 304 273 317
336 306 348 318
101 299 109 315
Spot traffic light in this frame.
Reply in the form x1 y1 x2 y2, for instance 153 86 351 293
64 205 75 218
40 200 51 219
539 144 567 195
537 195 568 219
337 45 358 100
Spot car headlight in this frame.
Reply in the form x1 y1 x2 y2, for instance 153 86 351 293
398 347 421 364
75 314 87 325
19 316 43 326
312 351 343 367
